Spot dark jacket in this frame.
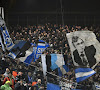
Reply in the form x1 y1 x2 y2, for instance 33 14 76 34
14 82 27 90
73 45 96 67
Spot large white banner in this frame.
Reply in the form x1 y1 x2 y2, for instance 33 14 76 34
66 30 100 68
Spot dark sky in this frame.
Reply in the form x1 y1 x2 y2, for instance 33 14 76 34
9 0 100 12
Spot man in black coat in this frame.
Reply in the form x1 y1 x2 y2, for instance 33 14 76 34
14 80 27 90
72 36 96 68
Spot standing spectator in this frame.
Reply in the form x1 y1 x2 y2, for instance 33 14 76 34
3 68 10 77
15 72 24 82
25 72 33 84
34 79 44 90
25 72 33 89
0 56 9 74
14 80 27 90
3 73 14 90
0 81 12 90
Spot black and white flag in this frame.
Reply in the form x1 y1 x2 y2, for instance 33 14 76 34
66 30 100 68
41 54 69 77
66 30 98 82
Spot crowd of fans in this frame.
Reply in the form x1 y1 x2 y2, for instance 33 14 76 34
0 23 100 90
